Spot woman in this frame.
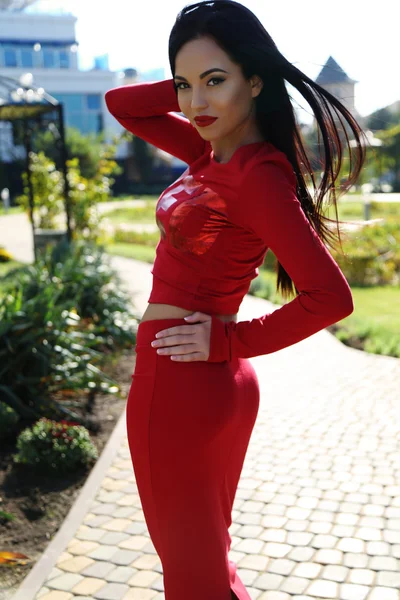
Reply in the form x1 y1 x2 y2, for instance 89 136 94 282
105 1 366 598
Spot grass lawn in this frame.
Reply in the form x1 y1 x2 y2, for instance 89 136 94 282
105 242 156 263
253 268 400 357
103 197 400 228
323 200 400 222
103 202 157 225
350 285 400 330
0 206 24 216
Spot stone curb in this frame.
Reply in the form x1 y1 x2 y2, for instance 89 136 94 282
12 406 128 600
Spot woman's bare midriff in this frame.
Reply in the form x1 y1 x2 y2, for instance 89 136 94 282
140 303 238 324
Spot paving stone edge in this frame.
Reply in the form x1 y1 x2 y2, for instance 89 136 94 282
12 405 128 600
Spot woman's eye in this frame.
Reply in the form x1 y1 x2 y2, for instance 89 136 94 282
208 77 224 86
175 77 224 90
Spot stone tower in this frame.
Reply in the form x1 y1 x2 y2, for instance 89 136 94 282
315 56 362 122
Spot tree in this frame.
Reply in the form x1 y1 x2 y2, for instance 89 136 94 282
33 127 105 180
376 123 400 192
367 108 400 132
120 130 155 184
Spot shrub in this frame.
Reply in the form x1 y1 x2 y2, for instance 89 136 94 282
260 218 400 287
0 401 19 439
15 151 64 229
0 239 139 428
15 143 121 240
13 417 98 474
332 219 400 286
249 274 285 305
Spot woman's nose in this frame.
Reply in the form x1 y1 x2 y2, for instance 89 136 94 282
190 89 208 110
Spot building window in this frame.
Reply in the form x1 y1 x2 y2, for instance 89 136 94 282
4 48 17 67
86 94 101 110
0 42 71 69
59 50 70 69
21 48 34 68
43 49 55 68
49 92 103 135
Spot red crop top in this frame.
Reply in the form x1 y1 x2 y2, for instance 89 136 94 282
105 78 354 362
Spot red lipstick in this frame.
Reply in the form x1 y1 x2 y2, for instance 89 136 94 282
194 116 218 127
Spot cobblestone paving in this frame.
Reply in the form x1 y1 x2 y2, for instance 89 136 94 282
2 214 399 600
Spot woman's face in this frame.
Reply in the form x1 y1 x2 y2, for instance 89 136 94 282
174 36 263 144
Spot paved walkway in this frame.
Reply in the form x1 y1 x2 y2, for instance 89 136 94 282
2 212 400 600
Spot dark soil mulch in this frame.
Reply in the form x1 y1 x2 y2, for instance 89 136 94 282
0 348 136 600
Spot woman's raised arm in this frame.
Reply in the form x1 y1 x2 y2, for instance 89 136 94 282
105 78 207 165
207 158 354 361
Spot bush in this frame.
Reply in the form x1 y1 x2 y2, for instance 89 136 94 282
66 153 121 243
260 218 400 287
333 316 400 359
0 239 139 428
15 151 64 229
0 401 19 439
15 144 121 239
249 274 285 305
332 218 400 286
13 417 98 474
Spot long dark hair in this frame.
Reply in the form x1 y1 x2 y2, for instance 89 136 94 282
168 0 368 299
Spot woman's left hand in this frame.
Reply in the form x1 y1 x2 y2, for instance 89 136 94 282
151 311 212 362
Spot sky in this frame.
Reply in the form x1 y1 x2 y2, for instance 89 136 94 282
28 0 399 123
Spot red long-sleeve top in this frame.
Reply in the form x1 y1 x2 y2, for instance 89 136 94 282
105 78 354 362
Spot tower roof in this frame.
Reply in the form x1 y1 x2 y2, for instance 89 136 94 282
315 56 357 85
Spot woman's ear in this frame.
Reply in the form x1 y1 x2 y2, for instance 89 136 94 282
250 75 264 98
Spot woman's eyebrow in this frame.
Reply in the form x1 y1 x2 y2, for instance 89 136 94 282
174 68 229 81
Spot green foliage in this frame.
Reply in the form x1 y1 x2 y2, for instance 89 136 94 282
367 107 400 131
13 417 98 474
33 127 104 179
14 137 122 237
332 218 400 286
105 242 157 264
249 272 285 306
113 228 160 247
66 143 122 242
15 151 64 229
323 200 400 222
105 203 157 224
334 315 400 359
0 239 139 426
250 244 400 359
375 123 400 192
0 401 19 439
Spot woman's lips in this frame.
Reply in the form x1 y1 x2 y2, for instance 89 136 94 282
194 117 218 127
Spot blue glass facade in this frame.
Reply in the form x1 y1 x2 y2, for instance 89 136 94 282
1 39 105 137
0 41 71 69
49 92 103 135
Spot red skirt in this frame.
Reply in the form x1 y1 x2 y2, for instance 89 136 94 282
126 317 260 600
